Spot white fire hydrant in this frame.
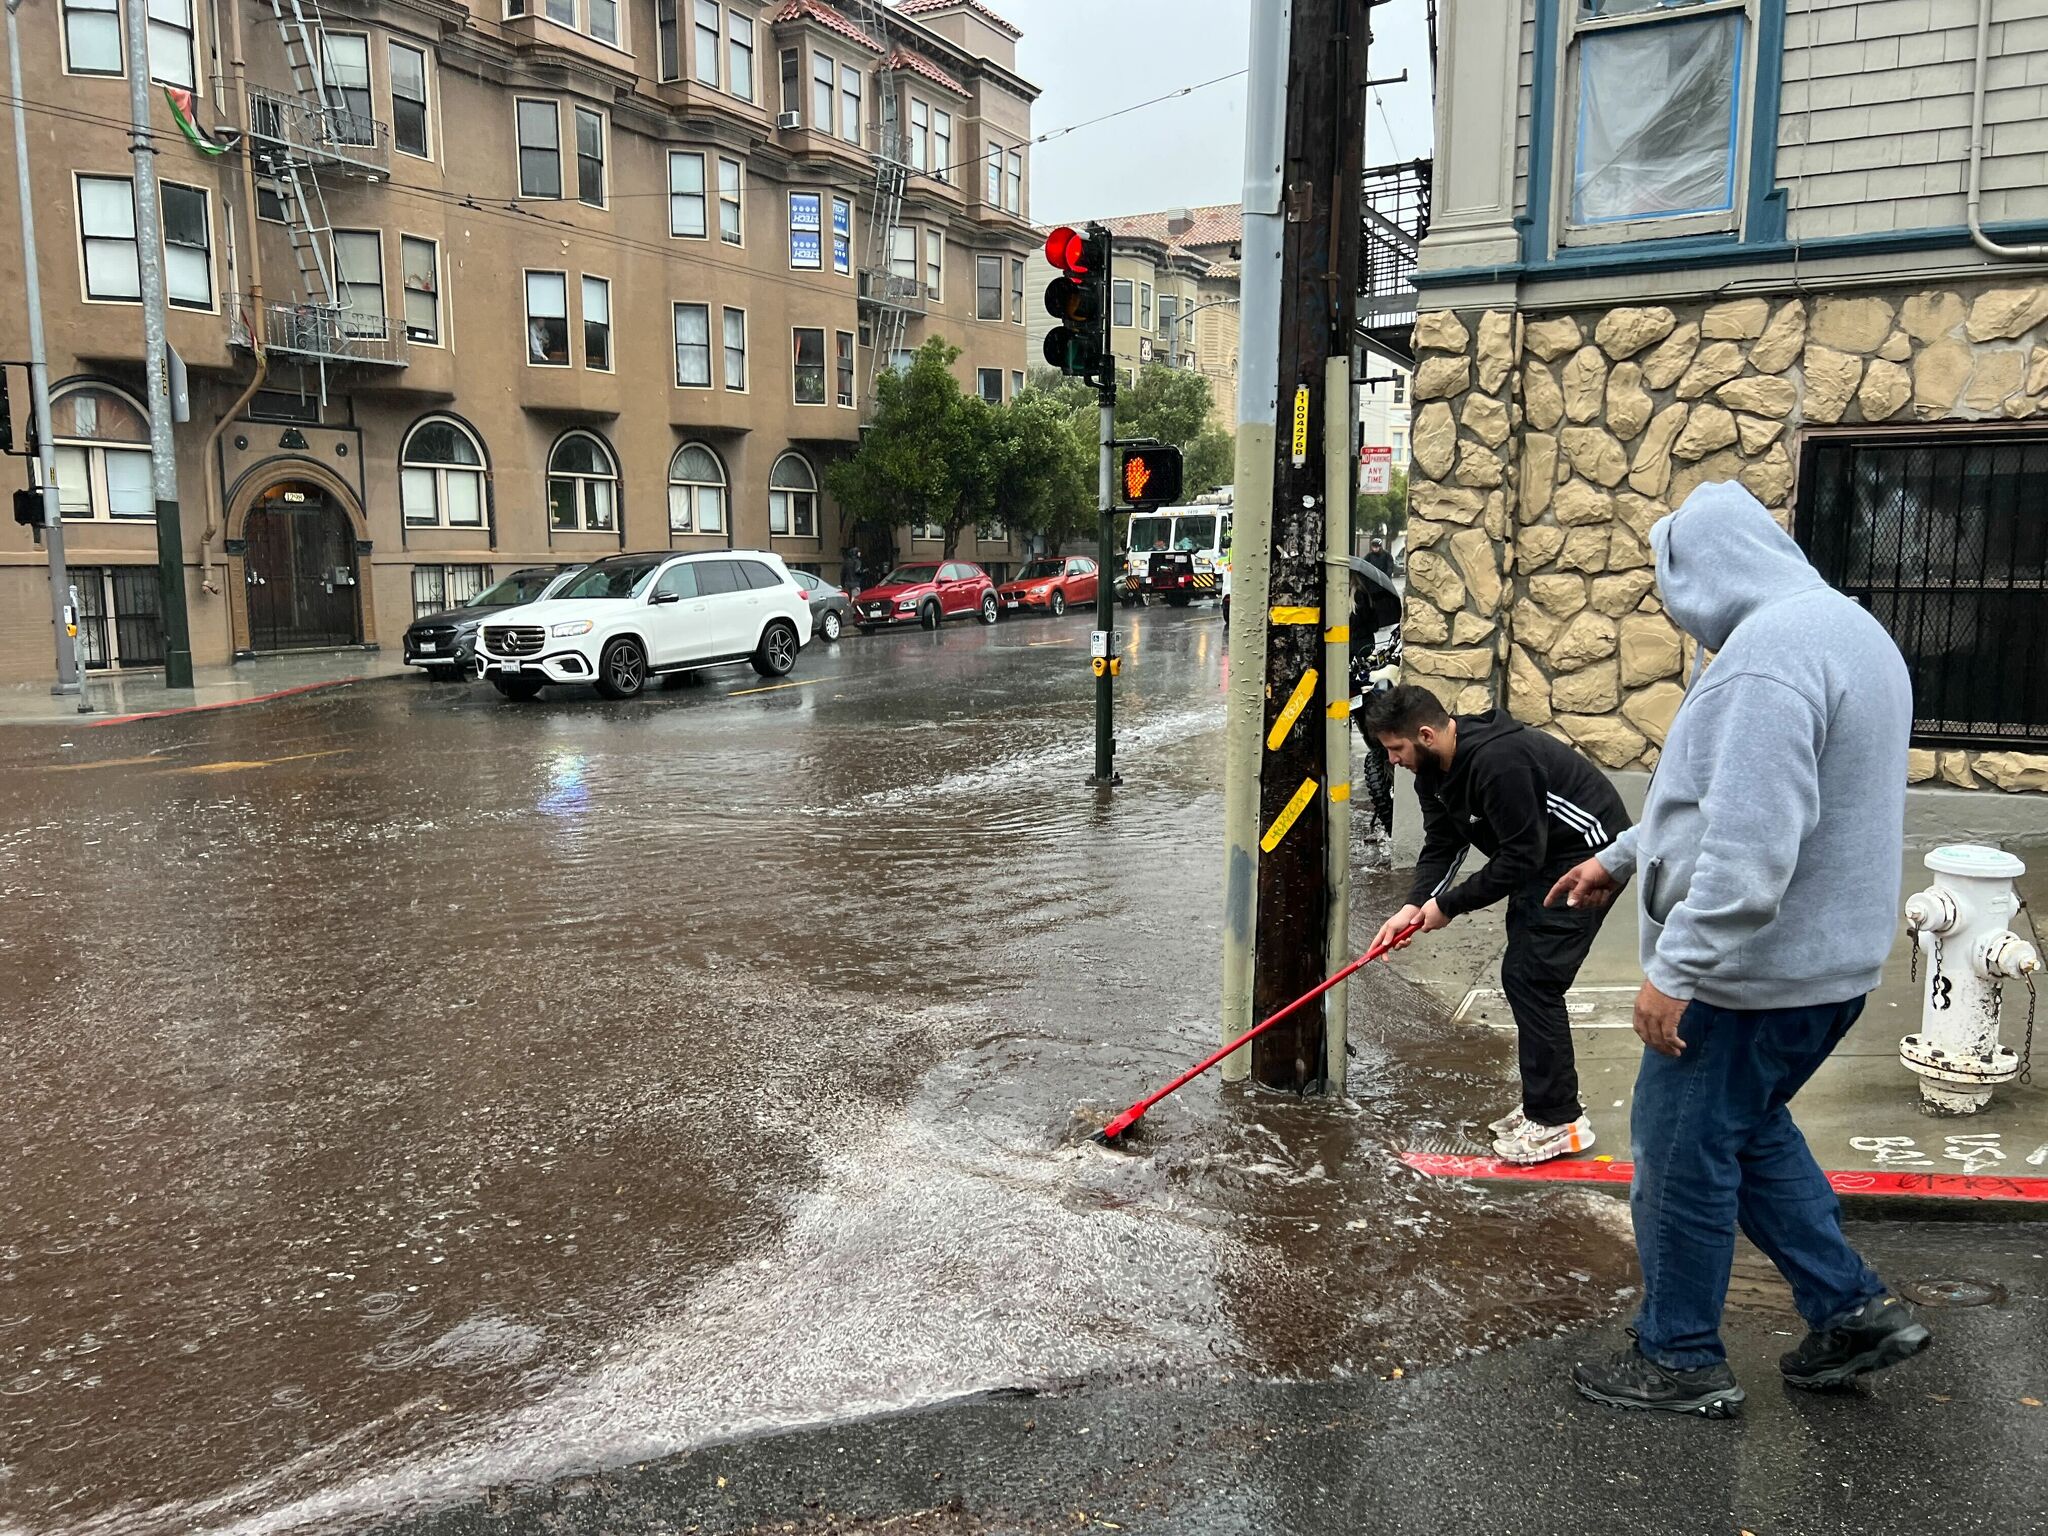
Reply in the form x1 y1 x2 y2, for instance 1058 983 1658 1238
1900 845 2039 1116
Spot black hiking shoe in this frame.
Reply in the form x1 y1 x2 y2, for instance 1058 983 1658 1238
1572 1339 1746 1418
1780 1294 1932 1390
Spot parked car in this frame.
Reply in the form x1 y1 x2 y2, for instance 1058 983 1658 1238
854 561 998 632
402 565 574 680
790 570 852 642
996 556 1099 617
471 550 811 701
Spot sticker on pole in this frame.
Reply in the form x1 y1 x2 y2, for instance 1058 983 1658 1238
1360 444 1393 496
1290 385 1310 468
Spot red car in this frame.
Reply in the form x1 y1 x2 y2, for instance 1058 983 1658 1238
855 560 999 631
997 556 1099 617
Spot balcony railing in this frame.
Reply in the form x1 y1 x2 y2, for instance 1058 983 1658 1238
1360 157 1432 363
858 269 930 317
231 297 409 367
240 84 390 179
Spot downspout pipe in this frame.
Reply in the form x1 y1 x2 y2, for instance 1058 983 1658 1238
197 0 268 594
1967 0 2048 262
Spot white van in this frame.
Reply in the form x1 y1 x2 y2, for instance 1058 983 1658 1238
1121 495 1233 607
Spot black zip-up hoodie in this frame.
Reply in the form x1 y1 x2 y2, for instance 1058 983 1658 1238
1409 710 1632 918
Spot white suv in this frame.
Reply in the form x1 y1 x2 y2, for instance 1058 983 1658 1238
472 550 811 701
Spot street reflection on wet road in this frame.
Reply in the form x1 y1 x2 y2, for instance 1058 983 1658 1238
0 609 1630 1534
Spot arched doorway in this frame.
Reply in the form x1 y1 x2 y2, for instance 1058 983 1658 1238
243 479 362 651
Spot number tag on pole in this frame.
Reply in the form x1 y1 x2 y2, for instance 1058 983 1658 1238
1290 384 1310 468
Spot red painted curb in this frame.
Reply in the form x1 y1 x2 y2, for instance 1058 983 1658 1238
84 677 365 727
1401 1150 2048 1204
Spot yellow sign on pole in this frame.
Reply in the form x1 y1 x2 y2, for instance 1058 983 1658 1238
1261 775 1320 853
1290 384 1310 468
1266 667 1320 751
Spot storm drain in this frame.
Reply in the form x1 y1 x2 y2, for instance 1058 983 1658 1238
1900 1277 2006 1309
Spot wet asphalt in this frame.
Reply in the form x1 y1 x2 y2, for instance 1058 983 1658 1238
1 606 2040 1534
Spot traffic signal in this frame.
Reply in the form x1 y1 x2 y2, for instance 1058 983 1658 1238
14 488 41 526
1042 224 1110 383
0 365 13 454
1120 445 1184 508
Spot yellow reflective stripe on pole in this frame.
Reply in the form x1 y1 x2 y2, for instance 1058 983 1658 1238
1325 624 1349 643
1270 606 1320 625
1260 776 1319 853
1327 698 1351 719
1329 781 1351 802
1266 667 1318 751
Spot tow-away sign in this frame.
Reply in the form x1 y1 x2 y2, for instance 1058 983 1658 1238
1360 444 1393 495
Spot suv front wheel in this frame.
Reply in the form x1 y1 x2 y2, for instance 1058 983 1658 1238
978 592 998 625
595 636 648 699
752 620 799 678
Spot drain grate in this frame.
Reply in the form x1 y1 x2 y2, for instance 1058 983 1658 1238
1900 1277 2005 1308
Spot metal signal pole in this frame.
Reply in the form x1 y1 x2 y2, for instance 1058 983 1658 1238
1090 228 1119 788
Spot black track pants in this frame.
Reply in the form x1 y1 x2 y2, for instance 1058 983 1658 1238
1499 882 1609 1126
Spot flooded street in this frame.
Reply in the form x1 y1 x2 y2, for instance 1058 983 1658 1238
0 609 1633 1534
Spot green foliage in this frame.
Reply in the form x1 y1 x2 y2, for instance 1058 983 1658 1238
1185 427 1236 495
1115 365 1212 449
1355 467 1410 543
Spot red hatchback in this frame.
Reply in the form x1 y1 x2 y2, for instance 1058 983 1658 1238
997 556 1099 617
855 560 999 632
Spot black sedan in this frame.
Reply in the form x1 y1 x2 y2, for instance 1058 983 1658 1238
402 566 575 679
791 570 852 643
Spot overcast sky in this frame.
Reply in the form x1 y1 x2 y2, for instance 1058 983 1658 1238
997 0 1439 225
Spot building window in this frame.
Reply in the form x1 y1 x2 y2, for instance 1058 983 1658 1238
69 567 164 670
669 151 707 238
589 0 618 47
583 275 611 370
839 64 861 144
148 0 196 90
673 301 712 388
1010 258 1023 324
1140 283 1153 330
792 327 825 405
516 99 561 199
548 432 619 533
911 519 943 542
723 307 747 390
694 0 720 87
1392 372 1406 404
909 98 928 171
788 191 821 269
1800 432 2048 745
400 416 487 528
62 0 122 76
718 156 742 244
779 45 799 115
401 234 439 343
1112 279 1134 328
812 50 834 132
925 228 943 300
933 109 952 182
976 368 1001 405
1392 429 1407 460
1005 148 1022 214
1158 293 1179 336
889 227 916 287
668 442 726 534
835 330 854 408
413 564 492 620
332 228 383 335
1011 369 1023 399
525 270 569 364
574 107 606 207
1563 0 1748 242
319 32 373 145
49 384 151 521
975 254 1001 321
390 42 429 158
832 196 852 275
77 175 139 301
770 453 818 537
657 0 680 80
729 11 754 100
161 182 212 309
985 144 1001 205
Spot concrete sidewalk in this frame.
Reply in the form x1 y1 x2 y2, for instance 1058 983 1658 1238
0 648 410 727
1378 773 2048 1207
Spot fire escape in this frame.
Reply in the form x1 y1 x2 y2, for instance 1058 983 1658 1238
1356 0 1435 367
227 0 404 388
846 0 921 406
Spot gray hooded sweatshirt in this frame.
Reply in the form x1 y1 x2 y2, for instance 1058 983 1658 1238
1595 483 1912 1010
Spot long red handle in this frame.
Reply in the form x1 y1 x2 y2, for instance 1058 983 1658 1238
1096 920 1424 1141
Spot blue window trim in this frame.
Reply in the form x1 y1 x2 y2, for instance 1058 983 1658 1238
1520 0 1787 271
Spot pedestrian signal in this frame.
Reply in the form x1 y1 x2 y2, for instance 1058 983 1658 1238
1120 445 1183 508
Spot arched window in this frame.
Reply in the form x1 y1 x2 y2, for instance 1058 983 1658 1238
399 416 487 528
548 431 618 532
49 383 152 521
768 451 817 539
667 443 727 536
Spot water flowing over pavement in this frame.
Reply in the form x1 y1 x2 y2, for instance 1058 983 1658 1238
0 610 1637 1534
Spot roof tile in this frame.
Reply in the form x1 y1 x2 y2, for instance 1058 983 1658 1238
771 0 887 54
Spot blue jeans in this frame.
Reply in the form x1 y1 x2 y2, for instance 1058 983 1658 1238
1630 996 1886 1369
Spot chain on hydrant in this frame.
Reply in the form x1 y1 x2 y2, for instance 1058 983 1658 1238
1900 845 2040 1116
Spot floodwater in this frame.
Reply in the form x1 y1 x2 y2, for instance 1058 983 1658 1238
0 609 1632 1534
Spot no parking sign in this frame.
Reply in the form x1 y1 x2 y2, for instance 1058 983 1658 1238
1360 444 1393 495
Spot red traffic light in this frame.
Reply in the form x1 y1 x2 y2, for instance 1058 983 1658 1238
1044 225 1091 275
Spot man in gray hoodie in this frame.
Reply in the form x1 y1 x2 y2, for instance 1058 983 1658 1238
1547 482 1931 1418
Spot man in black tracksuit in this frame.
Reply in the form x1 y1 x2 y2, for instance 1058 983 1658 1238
1365 685 1631 1165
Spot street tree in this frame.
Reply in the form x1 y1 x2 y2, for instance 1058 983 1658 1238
1356 467 1409 544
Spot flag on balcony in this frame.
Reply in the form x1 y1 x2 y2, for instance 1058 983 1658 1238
163 88 228 158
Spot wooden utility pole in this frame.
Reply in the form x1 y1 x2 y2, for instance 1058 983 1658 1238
1246 0 1372 1091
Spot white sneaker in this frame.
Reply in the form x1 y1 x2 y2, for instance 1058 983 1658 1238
1493 1115 1596 1165
1487 1106 1528 1138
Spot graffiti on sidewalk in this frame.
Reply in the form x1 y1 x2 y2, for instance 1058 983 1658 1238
1849 1132 2009 1176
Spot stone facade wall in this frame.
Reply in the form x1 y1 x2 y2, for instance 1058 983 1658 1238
1403 280 2048 789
